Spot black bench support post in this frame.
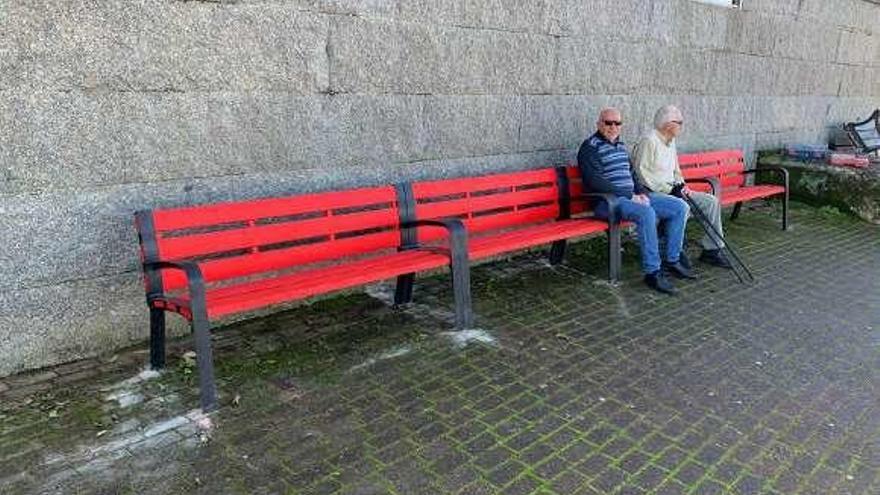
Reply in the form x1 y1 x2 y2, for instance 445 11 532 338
149 309 166 369
186 268 217 412
549 167 572 265
782 190 789 231
548 241 567 266
144 260 217 413
730 202 743 221
394 275 415 306
781 169 790 231
192 315 217 412
135 211 169 371
607 223 621 282
446 221 474 329
394 182 417 305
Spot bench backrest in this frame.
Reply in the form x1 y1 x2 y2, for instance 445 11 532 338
562 165 591 216
135 186 402 293
410 167 595 243
678 149 746 194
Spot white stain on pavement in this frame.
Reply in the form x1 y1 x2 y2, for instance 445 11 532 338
37 408 213 493
348 345 412 372
101 368 160 408
441 329 497 348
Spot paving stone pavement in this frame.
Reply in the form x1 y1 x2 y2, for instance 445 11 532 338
1 202 879 495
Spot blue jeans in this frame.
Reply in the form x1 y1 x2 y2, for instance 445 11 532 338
596 193 689 274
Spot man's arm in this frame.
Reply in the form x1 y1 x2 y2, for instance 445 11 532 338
673 157 685 185
631 166 647 195
632 137 669 193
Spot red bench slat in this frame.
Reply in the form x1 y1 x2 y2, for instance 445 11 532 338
678 149 743 167
412 168 568 244
161 230 401 291
719 185 786 205
152 186 397 231
416 204 562 243
414 186 557 220
468 219 610 259
412 169 557 197
199 250 450 318
157 208 399 260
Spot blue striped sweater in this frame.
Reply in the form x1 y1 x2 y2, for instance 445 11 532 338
577 132 645 199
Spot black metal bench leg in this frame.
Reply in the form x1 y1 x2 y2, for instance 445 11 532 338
782 192 789 231
448 232 474 330
730 202 743 222
607 225 621 282
192 311 218 412
149 308 166 369
548 240 567 265
394 274 415 305
451 263 473 330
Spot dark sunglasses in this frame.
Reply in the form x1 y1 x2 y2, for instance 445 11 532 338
670 120 684 125
603 120 623 127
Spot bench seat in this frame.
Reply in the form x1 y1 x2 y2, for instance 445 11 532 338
719 184 786 205
164 249 452 319
468 218 611 260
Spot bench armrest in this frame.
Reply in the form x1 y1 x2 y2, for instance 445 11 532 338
142 260 207 308
684 177 720 196
399 218 469 259
573 192 620 224
741 166 789 190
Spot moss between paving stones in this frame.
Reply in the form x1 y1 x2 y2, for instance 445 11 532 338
4 201 877 495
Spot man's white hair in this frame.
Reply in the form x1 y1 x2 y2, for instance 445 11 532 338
597 107 620 123
654 105 683 130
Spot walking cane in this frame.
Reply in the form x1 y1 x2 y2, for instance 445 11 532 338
680 191 755 283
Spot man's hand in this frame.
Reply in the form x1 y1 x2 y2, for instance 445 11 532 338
632 194 650 205
670 183 689 198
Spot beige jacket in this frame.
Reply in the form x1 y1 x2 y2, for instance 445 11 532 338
632 130 683 194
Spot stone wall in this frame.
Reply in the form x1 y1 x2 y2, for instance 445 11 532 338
1 0 878 376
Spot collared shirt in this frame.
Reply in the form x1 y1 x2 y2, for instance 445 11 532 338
577 131 644 199
632 130 684 194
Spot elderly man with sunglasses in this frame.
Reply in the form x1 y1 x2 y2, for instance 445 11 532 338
578 107 693 295
632 105 732 270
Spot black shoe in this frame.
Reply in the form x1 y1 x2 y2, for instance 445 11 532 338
699 249 733 269
679 250 692 270
662 260 698 279
644 271 676 295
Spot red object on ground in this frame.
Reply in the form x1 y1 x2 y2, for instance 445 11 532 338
827 152 870 168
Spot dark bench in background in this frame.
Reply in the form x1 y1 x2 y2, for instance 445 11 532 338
845 109 880 155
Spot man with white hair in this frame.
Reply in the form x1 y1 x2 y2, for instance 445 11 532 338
578 107 694 295
633 105 732 269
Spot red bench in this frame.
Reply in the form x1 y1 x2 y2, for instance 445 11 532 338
135 186 472 411
135 169 620 411
678 149 789 230
395 167 622 306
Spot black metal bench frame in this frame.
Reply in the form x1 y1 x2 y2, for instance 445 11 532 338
844 109 880 154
